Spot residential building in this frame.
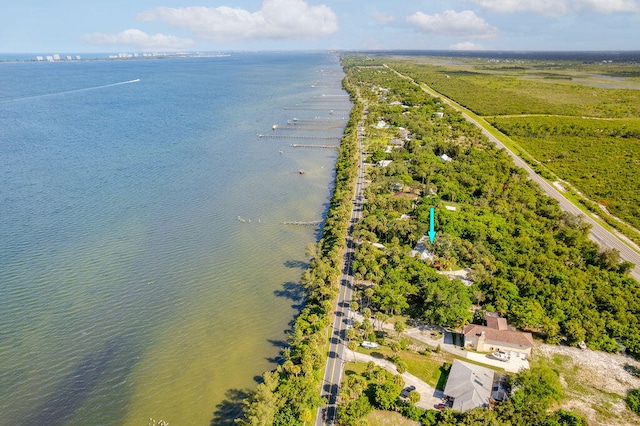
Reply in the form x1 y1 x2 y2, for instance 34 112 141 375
443 360 494 412
463 312 535 359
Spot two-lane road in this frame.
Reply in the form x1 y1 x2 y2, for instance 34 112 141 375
316 114 367 426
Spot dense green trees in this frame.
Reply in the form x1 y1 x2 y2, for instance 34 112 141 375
382 57 640 246
343 56 640 359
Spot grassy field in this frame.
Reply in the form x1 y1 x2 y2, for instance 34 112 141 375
384 56 640 239
364 410 420 426
489 115 640 229
355 346 453 388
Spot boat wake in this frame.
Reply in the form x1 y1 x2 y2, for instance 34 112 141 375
0 79 141 103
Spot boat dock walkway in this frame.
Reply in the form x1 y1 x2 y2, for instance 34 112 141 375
291 144 338 149
258 134 340 140
283 220 323 226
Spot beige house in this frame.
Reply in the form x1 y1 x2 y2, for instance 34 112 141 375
463 312 534 359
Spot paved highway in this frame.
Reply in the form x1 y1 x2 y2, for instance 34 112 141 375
466 113 640 282
385 64 640 282
316 112 367 426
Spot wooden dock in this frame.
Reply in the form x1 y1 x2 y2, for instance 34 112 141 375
273 125 344 130
283 220 323 226
291 144 338 149
258 134 340 140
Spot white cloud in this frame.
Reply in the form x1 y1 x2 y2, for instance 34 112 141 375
467 0 570 16
79 29 195 50
450 41 486 50
137 0 338 42
407 10 499 39
579 0 640 13
374 12 395 23
467 0 640 16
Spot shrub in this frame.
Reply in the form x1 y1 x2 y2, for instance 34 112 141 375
627 388 640 415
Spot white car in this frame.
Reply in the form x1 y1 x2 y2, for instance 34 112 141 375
491 351 509 362
361 341 379 349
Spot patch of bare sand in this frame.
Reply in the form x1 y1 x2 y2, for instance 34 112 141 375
536 344 640 425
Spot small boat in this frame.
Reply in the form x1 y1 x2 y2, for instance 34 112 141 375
299 169 305 175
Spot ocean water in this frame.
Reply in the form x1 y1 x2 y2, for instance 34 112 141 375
0 53 350 425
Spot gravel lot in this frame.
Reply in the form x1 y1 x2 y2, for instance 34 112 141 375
536 344 640 425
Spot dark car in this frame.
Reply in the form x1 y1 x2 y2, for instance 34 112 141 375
400 385 416 398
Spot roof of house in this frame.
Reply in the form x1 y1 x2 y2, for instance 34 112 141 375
463 323 535 348
411 235 434 260
486 316 509 331
444 360 494 412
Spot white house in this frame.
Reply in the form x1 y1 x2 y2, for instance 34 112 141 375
411 235 434 261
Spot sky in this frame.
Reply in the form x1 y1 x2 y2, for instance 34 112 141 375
1 0 639 53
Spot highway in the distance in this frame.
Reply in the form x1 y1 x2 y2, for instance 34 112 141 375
316 111 366 426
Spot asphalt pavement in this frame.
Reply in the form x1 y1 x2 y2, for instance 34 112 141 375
316 114 367 426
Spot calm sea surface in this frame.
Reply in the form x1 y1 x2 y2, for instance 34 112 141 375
0 53 350 425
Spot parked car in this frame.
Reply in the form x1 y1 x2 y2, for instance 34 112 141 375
435 403 447 410
400 386 416 398
361 341 379 349
491 351 509 362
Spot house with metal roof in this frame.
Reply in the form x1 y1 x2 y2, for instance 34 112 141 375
443 360 495 412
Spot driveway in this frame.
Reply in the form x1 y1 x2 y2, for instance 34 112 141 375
346 349 444 410
404 325 530 373
349 313 530 373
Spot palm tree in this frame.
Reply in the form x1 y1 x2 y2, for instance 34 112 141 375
394 319 406 337
364 287 374 308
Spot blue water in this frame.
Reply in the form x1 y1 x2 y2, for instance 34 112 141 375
0 53 350 425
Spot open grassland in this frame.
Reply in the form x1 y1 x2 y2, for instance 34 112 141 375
365 410 420 426
387 59 640 118
489 116 640 230
385 56 640 238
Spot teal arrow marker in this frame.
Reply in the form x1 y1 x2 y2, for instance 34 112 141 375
428 207 436 243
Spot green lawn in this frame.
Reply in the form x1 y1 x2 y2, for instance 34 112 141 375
365 409 421 426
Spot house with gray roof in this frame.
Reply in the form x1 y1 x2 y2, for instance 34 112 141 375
443 360 495 412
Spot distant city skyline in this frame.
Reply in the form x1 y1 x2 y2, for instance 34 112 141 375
2 0 639 53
